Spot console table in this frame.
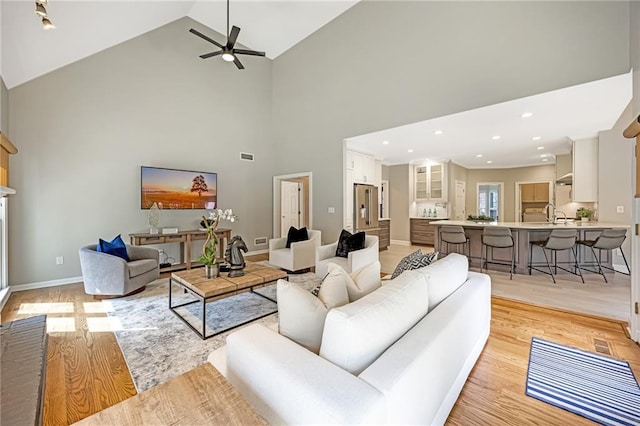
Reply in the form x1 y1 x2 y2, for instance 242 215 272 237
129 228 232 273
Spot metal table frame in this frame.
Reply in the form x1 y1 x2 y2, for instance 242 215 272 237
169 275 284 340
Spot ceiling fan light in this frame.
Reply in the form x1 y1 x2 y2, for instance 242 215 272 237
42 17 55 30
34 2 47 17
221 52 235 62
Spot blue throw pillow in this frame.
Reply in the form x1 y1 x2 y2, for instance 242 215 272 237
97 234 130 261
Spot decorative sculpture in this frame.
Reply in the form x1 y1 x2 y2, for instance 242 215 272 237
225 235 248 277
148 202 160 234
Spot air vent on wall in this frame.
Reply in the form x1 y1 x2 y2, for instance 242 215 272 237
240 152 254 162
254 237 267 245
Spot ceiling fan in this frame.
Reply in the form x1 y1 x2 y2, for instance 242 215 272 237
189 0 265 70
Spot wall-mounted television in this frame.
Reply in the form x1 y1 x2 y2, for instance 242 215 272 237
141 166 217 210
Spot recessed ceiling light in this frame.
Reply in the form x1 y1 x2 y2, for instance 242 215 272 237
382 140 389 145
434 130 443 135
542 158 549 162
487 160 493 164
537 146 544 150
476 154 483 158
492 135 501 140
408 149 413 153
521 112 533 118
532 136 542 141
540 154 548 158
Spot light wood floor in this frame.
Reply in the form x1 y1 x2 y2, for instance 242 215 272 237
1 248 638 425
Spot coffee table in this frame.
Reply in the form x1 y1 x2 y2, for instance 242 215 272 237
169 262 287 340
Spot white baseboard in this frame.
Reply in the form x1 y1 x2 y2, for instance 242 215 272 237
390 240 411 246
247 248 268 256
0 287 12 312
10 276 83 292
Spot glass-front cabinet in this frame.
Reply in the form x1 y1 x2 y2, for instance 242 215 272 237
414 162 447 201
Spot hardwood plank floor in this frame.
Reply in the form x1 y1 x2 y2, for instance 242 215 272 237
1 249 638 425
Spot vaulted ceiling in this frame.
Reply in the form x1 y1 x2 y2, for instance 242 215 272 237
0 0 359 89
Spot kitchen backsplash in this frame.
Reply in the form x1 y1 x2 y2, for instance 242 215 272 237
413 202 448 218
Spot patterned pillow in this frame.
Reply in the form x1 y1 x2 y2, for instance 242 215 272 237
390 250 438 279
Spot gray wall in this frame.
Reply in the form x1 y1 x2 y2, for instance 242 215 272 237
271 1 630 241
598 103 633 265
388 164 410 242
7 18 275 286
466 165 556 222
1 77 7 132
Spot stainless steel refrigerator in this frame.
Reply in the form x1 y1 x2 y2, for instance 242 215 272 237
354 183 379 233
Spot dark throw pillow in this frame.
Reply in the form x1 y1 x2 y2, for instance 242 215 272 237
390 250 439 279
286 226 309 248
335 230 366 258
97 234 130 261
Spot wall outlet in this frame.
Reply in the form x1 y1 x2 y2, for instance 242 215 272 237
56 256 64 265
328 207 335 214
616 206 624 213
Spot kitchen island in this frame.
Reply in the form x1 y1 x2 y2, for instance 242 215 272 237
431 220 630 275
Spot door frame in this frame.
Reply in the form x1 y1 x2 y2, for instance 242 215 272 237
273 172 313 238
454 180 466 220
514 180 554 222
476 182 504 221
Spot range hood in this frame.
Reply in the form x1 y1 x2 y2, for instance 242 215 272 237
556 172 573 185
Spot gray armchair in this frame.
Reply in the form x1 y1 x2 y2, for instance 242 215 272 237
79 244 159 297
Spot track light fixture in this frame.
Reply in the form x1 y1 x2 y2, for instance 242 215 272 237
35 1 55 30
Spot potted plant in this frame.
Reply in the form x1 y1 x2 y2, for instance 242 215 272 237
198 209 238 278
576 207 593 223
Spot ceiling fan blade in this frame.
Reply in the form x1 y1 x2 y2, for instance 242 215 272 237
234 49 266 57
200 51 223 59
228 26 240 48
233 56 245 70
189 28 224 49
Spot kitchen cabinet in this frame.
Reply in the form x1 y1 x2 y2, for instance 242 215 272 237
344 168 354 233
521 183 549 202
351 150 376 184
572 138 598 202
410 218 439 245
379 219 390 251
414 162 447 201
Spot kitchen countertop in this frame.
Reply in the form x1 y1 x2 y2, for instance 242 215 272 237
379 218 390 221
429 220 629 229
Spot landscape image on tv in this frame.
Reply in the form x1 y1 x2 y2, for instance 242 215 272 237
141 166 217 210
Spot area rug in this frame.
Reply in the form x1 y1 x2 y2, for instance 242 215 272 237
103 271 320 393
525 337 640 426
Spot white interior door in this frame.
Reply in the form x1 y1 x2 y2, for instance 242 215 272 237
455 180 465 220
280 181 300 237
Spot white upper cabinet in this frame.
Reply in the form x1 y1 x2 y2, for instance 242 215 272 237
414 162 447 201
572 138 598 202
350 150 376 184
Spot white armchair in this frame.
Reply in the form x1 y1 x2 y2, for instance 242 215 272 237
269 230 322 272
315 235 379 278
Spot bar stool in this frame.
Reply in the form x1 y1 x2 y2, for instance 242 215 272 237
439 225 470 257
481 227 515 279
576 229 630 283
529 229 584 284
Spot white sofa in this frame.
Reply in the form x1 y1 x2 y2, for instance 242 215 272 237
209 254 491 425
315 234 379 278
268 229 321 272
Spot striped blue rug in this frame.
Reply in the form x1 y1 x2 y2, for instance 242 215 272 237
526 337 640 426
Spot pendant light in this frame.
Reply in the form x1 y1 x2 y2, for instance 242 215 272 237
42 17 55 30
34 1 55 30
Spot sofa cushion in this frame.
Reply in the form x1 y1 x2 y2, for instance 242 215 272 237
277 275 349 354
128 259 158 278
343 261 381 301
390 250 438 279
319 270 429 375
286 226 309 249
413 253 469 311
335 230 365 258
97 234 130 261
